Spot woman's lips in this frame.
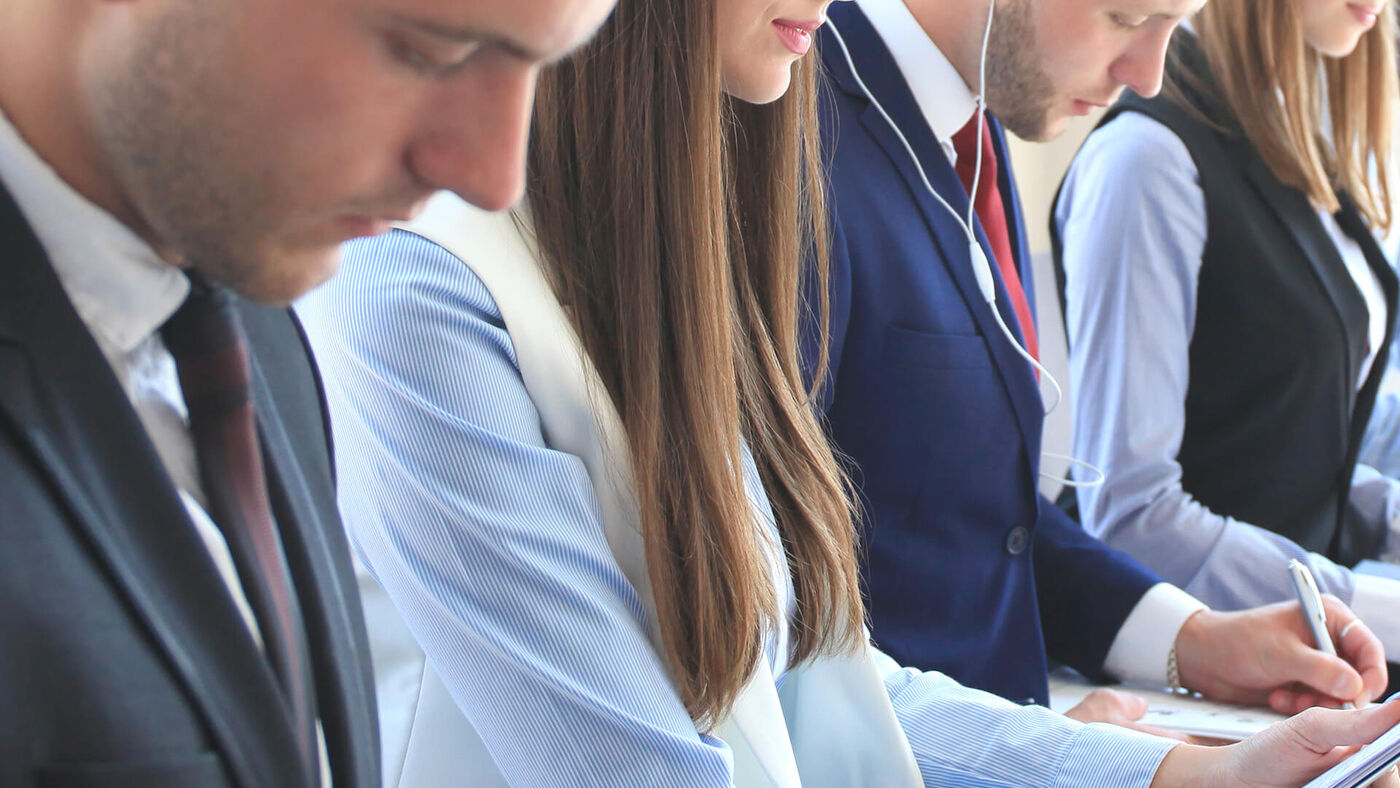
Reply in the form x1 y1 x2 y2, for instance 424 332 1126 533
773 19 821 56
1348 3 1380 26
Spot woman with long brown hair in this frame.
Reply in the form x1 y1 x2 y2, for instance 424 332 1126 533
1055 1 1400 648
301 0 1400 783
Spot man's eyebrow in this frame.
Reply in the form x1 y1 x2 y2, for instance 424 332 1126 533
388 13 545 61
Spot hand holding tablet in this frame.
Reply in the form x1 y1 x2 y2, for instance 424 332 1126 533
1304 694 1400 788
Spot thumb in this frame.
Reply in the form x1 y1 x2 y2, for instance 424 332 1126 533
1283 644 1364 702
1287 699 1400 752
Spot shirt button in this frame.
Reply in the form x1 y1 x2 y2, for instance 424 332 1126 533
1004 526 1030 555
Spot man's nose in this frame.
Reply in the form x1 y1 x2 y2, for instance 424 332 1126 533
407 66 537 212
1110 30 1173 98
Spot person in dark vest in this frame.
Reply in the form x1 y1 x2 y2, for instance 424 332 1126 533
1054 0 1400 662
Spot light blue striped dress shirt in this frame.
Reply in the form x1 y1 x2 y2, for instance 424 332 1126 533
296 228 1175 787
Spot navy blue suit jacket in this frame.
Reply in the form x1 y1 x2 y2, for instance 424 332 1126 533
815 5 1161 705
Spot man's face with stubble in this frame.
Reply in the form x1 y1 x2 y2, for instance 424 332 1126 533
984 0 1202 141
80 0 614 304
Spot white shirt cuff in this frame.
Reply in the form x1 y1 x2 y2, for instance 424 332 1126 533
1351 574 1400 657
1101 582 1208 686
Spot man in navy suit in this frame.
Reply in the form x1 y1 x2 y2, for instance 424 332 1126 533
815 0 1390 720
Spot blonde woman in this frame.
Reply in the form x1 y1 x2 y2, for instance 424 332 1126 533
1054 1 1400 649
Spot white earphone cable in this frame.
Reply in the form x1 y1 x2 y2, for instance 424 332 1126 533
966 0 994 237
824 5 1100 488
1041 453 1106 488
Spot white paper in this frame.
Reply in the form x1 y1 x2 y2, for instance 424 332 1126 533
1047 670 1286 741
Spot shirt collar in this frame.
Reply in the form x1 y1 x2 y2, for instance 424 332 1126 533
856 0 980 150
0 108 188 356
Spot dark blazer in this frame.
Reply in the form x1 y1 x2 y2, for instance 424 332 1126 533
1051 33 1398 568
0 182 379 787
814 4 1160 705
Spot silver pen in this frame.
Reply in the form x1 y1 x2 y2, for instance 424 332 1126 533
1288 559 1356 710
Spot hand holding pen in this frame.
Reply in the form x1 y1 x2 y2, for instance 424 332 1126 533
1170 574 1387 714
1288 559 1370 710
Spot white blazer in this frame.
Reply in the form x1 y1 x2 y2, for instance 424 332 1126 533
365 191 924 788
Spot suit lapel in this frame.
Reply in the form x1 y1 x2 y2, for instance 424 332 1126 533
245 332 378 787
822 7 1044 457
1337 193 1400 406
1243 154 1367 379
0 186 300 786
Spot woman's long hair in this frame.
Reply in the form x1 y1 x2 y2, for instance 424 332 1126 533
524 1 864 729
1170 0 1397 229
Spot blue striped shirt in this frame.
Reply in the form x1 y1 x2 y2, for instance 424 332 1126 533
296 228 1176 787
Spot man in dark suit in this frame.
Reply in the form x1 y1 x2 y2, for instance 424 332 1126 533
0 0 613 784
813 0 1390 722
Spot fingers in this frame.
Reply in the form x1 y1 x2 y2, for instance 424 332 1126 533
1065 688 1150 725
1351 700 1400 743
1269 686 1348 716
1267 599 1385 710
1324 598 1389 704
1280 641 1365 705
1283 700 1400 754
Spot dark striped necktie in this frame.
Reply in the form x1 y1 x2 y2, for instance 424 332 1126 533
161 275 317 782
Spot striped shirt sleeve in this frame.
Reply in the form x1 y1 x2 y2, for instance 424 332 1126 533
299 230 736 787
298 228 1177 787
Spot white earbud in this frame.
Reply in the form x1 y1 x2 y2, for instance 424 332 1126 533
969 242 996 303
825 5 1104 490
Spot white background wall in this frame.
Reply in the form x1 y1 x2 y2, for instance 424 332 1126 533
1005 113 1106 498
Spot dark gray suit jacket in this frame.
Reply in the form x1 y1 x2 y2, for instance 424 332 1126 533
0 182 379 787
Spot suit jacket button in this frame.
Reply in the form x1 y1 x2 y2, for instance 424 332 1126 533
1004 526 1029 555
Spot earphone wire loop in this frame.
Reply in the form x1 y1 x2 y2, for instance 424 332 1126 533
1040 452 1106 489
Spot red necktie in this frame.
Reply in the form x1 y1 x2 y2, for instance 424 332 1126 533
162 277 317 782
951 112 1039 362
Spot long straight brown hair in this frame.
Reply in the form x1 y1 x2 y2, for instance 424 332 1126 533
1171 0 1397 229
524 0 865 729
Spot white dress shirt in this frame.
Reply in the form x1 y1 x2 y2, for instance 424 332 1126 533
0 108 332 784
0 108 263 641
858 0 1207 687
1320 210 1389 387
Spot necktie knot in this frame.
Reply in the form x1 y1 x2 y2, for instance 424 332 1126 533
162 273 236 347
161 274 252 421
